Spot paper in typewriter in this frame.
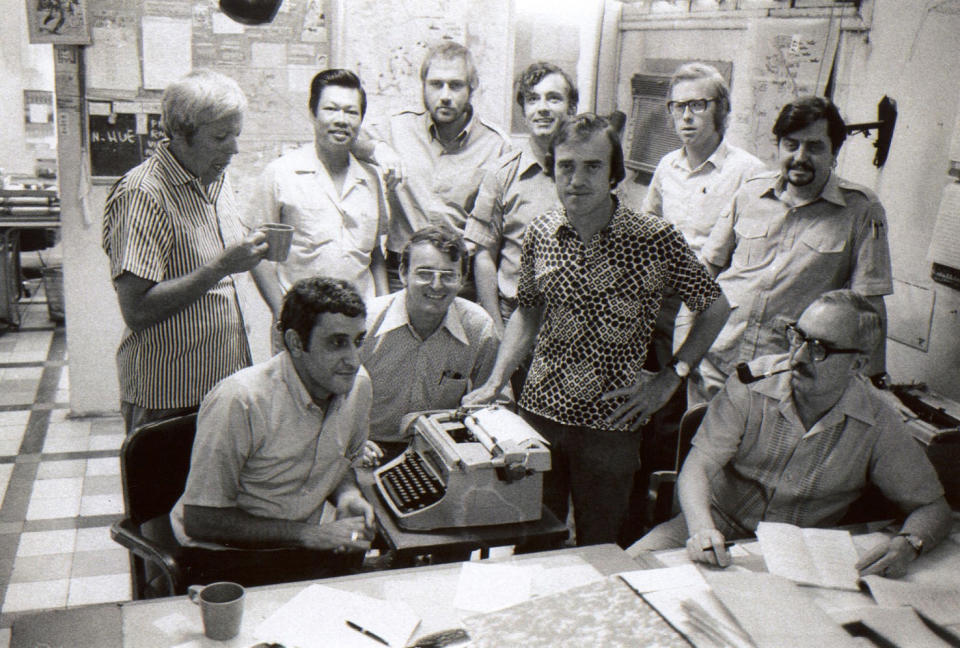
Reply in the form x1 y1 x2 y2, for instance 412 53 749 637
756 521 860 590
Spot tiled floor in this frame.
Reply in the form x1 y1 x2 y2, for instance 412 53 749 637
0 281 130 640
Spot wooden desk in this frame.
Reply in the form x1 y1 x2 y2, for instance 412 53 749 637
359 475 569 565
11 543 639 648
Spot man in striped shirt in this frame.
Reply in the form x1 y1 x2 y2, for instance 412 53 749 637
102 70 269 435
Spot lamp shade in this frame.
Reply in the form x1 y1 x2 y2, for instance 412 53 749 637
219 0 283 25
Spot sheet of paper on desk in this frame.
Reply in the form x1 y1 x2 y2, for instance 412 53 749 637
846 605 955 648
756 522 860 590
859 575 960 627
706 571 861 648
254 584 420 648
453 562 532 613
619 566 754 648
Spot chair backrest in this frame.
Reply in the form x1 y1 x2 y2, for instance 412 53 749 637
120 413 197 525
674 403 709 472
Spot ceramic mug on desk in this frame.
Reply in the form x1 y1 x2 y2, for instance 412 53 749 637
188 581 245 640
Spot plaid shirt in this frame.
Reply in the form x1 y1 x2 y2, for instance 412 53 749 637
517 200 722 430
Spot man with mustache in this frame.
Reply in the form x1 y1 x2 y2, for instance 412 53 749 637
691 96 892 402
245 69 388 313
102 70 268 435
628 290 950 580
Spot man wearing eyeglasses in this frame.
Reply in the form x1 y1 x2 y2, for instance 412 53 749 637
628 290 950 579
692 96 892 403
360 225 500 461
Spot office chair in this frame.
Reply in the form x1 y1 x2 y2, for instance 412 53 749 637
645 403 709 528
111 413 199 599
111 413 367 599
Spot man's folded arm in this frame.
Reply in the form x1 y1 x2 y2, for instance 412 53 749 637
677 447 725 535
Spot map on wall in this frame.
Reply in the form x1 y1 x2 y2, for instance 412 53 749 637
728 18 839 166
339 0 512 132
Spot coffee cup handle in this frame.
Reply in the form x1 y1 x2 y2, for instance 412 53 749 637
187 584 204 604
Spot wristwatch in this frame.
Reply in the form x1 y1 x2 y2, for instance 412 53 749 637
668 357 692 379
897 532 924 555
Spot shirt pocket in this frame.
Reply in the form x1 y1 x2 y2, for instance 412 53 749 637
799 227 847 256
431 375 469 408
732 219 773 269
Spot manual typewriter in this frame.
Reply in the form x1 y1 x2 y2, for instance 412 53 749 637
373 406 551 531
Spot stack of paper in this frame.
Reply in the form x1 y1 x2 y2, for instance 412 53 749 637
254 584 420 648
859 575 960 628
756 522 860 590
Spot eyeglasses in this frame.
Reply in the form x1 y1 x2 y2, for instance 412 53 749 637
412 268 462 287
785 322 863 363
666 98 716 116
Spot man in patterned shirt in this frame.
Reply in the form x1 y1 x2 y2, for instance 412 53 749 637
629 291 950 580
464 114 731 545
102 70 268 435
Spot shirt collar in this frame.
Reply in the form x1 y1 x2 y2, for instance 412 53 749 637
553 195 622 241
752 358 877 427
517 139 548 178
674 140 731 174
155 140 225 200
766 170 847 207
373 291 470 345
298 145 370 191
426 105 475 149
279 350 335 415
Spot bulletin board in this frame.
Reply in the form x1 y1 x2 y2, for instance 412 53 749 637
82 0 331 191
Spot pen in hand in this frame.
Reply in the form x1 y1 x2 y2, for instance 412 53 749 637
346 620 390 646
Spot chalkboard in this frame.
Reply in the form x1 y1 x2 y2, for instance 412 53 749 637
88 112 164 177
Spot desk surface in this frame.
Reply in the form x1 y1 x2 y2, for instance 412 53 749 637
13 543 639 648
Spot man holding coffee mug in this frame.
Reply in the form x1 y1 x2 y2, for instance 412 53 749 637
244 69 388 315
170 277 376 585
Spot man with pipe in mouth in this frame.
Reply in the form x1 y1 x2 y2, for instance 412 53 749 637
628 290 950 579
691 96 893 405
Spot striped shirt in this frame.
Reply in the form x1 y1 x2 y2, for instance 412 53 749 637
102 141 252 409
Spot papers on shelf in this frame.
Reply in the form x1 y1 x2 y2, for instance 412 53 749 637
254 584 420 648
756 522 860 591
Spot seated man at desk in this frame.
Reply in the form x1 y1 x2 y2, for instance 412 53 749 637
361 225 500 461
170 277 375 584
629 290 951 579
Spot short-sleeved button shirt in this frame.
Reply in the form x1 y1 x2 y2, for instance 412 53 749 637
371 108 513 253
642 140 767 256
170 352 371 549
517 200 723 430
360 291 499 442
701 171 893 375
102 141 252 409
693 354 944 537
465 141 559 302
242 145 387 302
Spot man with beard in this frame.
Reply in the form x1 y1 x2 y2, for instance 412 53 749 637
628 290 950 581
692 96 892 403
357 42 512 292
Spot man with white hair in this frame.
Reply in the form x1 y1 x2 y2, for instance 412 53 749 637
103 70 268 434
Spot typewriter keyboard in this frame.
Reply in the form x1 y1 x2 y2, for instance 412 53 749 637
379 451 445 513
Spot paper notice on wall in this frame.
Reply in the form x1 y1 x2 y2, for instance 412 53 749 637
87 26 141 91
929 182 960 271
728 18 840 165
141 16 192 90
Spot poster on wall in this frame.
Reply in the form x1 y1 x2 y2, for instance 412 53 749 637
26 0 92 45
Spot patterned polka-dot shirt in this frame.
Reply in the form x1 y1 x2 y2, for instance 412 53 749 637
517 199 722 430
